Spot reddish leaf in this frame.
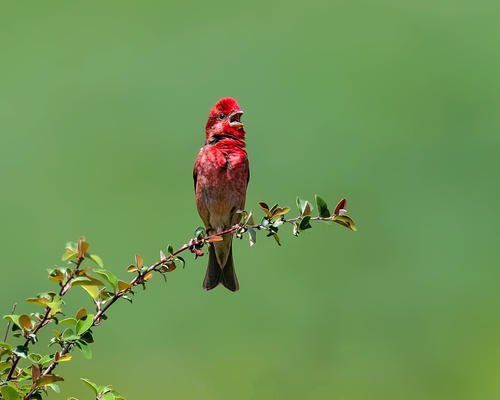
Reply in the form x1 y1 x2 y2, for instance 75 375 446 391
143 271 153 281
76 308 87 320
334 198 347 216
19 314 32 330
77 237 89 258
135 254 143 269
31 364 41 383
207 235 223 243
258 202 272 217
117 280 133 291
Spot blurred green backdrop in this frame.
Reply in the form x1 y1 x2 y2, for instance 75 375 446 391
1 1 499 399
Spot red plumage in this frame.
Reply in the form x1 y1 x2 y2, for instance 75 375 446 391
193 98 249 291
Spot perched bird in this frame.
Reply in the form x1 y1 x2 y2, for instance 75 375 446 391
193 97 249 291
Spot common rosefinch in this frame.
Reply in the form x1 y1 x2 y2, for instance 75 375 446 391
193 97 249 291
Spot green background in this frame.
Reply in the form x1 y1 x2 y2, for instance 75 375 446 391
1 1 499 399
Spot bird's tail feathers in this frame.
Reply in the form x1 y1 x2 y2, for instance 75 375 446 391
202 245 239 292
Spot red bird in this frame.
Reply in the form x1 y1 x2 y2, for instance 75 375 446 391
193 98 249 291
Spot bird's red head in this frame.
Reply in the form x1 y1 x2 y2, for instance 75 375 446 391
205 97 245 142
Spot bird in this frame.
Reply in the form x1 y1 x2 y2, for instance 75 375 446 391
193 97 249 291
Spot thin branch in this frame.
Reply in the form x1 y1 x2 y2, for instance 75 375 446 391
3 303 17 342
22 212 347 399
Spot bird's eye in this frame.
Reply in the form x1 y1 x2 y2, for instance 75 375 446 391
218 113 225 120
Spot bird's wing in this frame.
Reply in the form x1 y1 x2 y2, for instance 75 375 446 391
246 158 250 185
193 149 202 192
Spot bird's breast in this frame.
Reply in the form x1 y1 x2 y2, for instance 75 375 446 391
195 145 249 223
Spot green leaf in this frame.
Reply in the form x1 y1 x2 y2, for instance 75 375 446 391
62 328 80 341
80 330 94 344
71 276 104 287
194 227 205 239
0 341 13 350
0 361 12 371
99 288 113 302
27 353 42 363
299 216 312 230
14 344 28 358
167 244 174 255
0 385 20 400
62 250 78 261
46 383 61 393
70 276 92 284
315 195 330 218
94 269 118 291
243 211 255 225
89 254 104 267
176 256 186 268
38 354 54 367
76 315 94 336
127 265 138 273
333 215 357 231
122 295 134 303
58 317 77 325
248 227 257 246
25 297 50 307
36 374 64 387
3 314 20 328
296 197 312 216
81 378 99 395
46 295 64 316
56 353 72 362
272 233 281 246
101 393 116 400
80 284 100 300
65 242 77 252
272 219 284 228
77 341 92 359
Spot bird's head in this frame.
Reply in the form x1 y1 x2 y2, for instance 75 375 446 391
205 97 245 141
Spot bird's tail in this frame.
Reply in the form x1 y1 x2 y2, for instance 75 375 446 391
202 244 239 292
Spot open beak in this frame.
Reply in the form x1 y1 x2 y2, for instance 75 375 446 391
229 110 244 129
